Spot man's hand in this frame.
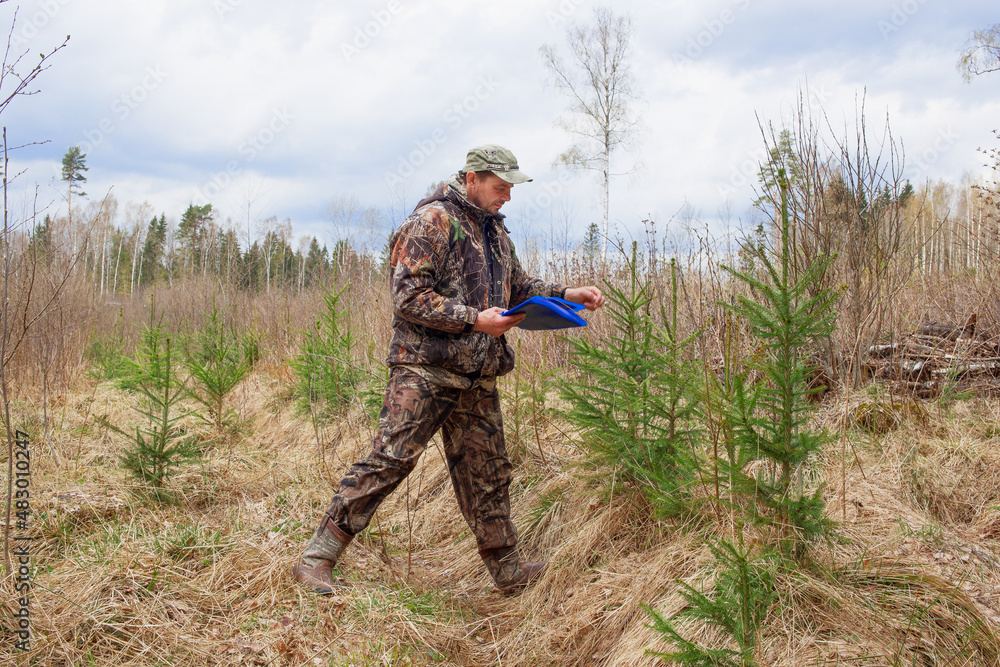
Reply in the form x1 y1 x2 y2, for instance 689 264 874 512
564 286 606 311
473 307 526 337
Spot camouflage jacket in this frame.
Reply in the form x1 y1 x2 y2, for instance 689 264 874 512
386 174 565 379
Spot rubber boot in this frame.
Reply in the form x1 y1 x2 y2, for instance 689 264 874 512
480 546 548 595
292 517 353 595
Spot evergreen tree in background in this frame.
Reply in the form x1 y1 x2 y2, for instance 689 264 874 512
61 146 88 222
304 237 330 288
29 214 54 264
178 203 214 274
140 214 168 287
583 222 601 260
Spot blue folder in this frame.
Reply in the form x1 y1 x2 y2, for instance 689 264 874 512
502 296 588 330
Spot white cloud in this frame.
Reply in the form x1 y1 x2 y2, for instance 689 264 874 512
1 0 997 248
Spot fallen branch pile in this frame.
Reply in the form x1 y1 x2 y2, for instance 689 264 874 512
865 315 1000 397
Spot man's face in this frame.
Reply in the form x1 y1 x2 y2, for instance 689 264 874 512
465 171 513 214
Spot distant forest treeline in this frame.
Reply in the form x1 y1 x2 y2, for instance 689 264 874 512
28 199 384 295
23 169 1000 299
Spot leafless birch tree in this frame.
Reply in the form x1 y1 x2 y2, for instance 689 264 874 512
541 6 639 257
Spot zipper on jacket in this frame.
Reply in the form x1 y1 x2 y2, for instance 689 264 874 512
482 220 499 309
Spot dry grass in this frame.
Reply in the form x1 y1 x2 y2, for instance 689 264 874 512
5 267 1000 666
3 364 1000 666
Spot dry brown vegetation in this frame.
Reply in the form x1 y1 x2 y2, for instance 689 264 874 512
3 228 1000 667
3 3 1000 659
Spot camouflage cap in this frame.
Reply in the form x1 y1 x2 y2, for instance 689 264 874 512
462 144 532 184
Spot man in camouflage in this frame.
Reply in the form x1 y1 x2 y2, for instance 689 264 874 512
293 144 605 595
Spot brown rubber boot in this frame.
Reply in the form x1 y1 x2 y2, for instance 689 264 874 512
480 546 548 595
292 517 353 596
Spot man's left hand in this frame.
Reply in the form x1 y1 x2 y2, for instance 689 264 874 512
564 286 606 311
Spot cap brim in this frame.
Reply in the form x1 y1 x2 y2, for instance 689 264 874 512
494 170 532 184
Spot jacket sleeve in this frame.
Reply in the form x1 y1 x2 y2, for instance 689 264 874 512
390 209 479 334
508 244 566 307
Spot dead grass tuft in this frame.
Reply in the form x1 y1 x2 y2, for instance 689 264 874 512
6 290 1000 665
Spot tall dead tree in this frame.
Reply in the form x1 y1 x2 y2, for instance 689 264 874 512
541 6 639 257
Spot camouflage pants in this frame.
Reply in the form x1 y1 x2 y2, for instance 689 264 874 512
320 366 517 552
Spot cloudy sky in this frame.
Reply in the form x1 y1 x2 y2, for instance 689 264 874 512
3 0 999 251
